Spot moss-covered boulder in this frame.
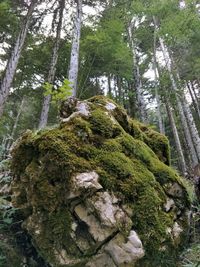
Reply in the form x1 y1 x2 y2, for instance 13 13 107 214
11 96 190 267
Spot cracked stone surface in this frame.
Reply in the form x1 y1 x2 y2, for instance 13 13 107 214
105 231 144 266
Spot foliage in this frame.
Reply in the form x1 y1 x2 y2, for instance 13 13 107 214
43 79 73 102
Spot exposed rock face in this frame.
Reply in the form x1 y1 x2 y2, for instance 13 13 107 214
11 96 190 267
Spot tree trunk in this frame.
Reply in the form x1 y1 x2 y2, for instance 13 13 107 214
0 0 38 117
165 99 186 175
187 82 200 119
127 81 135 117
38 0 65 129
6 97 25 151
181 96 200 159
117 76 122 104
153 23 165 134
156 23 199 166
68 0 83 97
191 81 200 110
128 18 147 123
108 75 112 96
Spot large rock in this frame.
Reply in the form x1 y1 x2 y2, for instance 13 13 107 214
11 96 190 267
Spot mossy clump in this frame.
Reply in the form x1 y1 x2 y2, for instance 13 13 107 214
11 96 190 267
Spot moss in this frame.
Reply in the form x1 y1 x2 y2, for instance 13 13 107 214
136 121 171 165
133 186 176 267
11 130 36 176
68 117 92 143
88 95 115 106
23 207 81 266
89 109 115 138
11 96 190 267
97 168 118 191
112 106 130 132
88 96 170 165
101 139 122 152
119 133 157 164
128 119 144 140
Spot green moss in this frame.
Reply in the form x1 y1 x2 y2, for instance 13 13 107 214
68 117 92 142
11 96 190 267
133 186 176 267
11 130 36 176
89 109 115 138
88 95 115 106
128 119 144 140
112 106 130 132
137 121 171 165
27 209 80 266
101 139 122 152
119 133 157 163
97 168 118 191
88 95 171 165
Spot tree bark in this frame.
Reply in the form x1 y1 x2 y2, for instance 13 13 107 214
117 76 122 103
156 24 199 166
0 0 38 117
165 99 186 174
38 0 65 129
187 82 200 119
128 18 147 123
127 81 135 117
6 97 25 151
181 96 200 158
68 0 83 97
108 75 112 96
153 23 165 134
191 81 200 111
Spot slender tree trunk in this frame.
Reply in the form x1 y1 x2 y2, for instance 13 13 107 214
38 0 65 129
0 0 38 117
153 23 165 134
108 75 112 96
181 97 200 157
165 99 186 174
196 80 200 97
187 82 200 119
117 76 122 103
6 97 25 150
68 0 83 97
127 81 135 117
154 43 186 171
156 23 200 165
128 18 147 123
191 81 200 109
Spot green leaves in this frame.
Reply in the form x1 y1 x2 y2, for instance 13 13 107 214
43 79 73 102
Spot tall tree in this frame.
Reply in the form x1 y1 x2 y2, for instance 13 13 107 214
38 0 65 129
68 0 83 97
165 98 186 174
153 22 164 133
0 0 38 117
128 17 147 123
6 96 25 151
159 36 199 166
153 14 200 166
